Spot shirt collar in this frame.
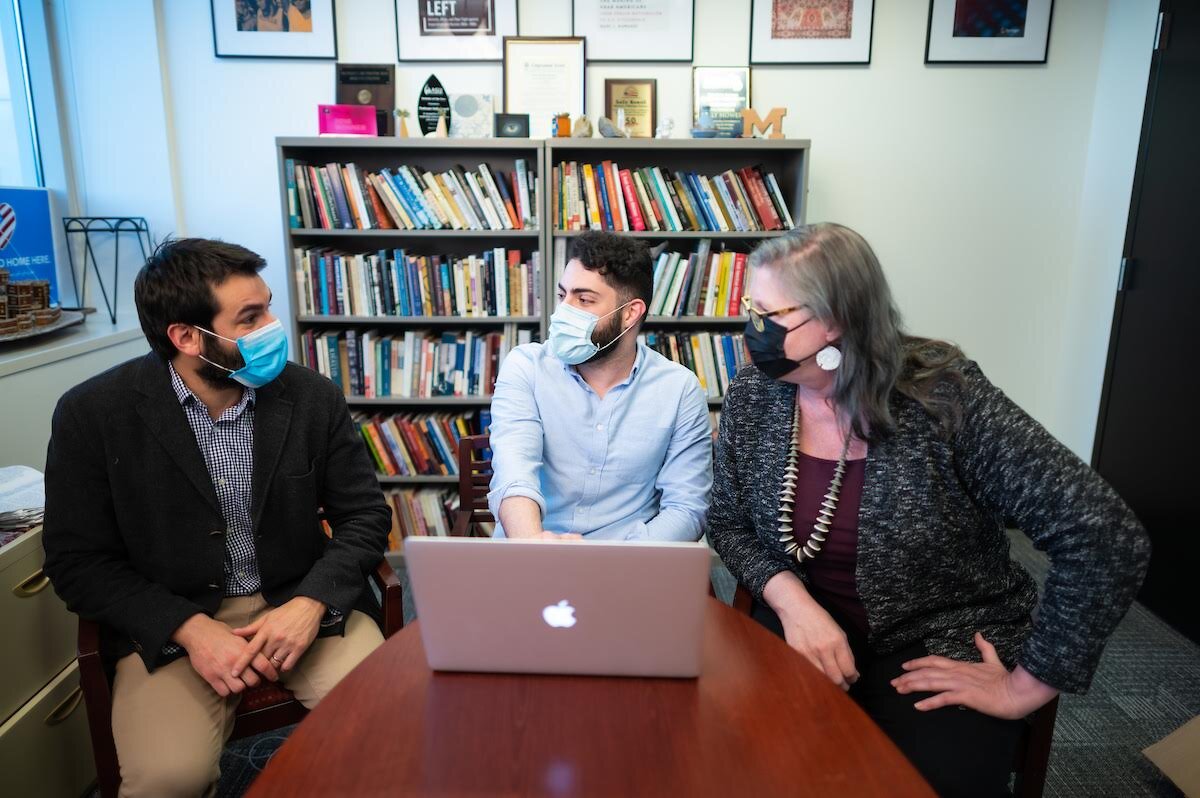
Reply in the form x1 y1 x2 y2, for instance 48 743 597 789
561 342 647 389
168 361 256 415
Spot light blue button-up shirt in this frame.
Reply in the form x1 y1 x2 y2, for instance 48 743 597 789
487 341 712 540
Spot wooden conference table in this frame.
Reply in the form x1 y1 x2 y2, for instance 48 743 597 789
246 599 934 797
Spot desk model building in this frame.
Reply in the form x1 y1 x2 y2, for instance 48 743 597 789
0 269 59 335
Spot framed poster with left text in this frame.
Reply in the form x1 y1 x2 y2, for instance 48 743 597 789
396 0 519 62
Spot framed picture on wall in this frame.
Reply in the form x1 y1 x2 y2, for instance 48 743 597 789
503 37 586 139
211 0 338 59
395 0 518 62
604 79 657 138
749 0 875 65
925 0 1054 63
572 0 694 62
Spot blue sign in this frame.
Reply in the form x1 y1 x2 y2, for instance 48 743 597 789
0 186 59 306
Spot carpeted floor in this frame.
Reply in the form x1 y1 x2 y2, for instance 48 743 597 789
216 534 1197 797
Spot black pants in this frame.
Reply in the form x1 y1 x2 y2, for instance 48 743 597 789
751 600 1024 798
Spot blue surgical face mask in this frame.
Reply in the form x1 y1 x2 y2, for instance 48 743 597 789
548 300 635 366
195 318 289 389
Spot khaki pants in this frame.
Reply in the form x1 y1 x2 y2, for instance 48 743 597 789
110 594 384 798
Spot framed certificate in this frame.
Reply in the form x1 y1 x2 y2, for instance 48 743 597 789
395 0 518 62
572 0 695 62
503 37 586 139
692 67 750 138
604 79 657 138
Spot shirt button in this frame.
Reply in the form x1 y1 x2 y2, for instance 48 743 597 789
208 582 219 589
589 468 597 475
595 424 604 431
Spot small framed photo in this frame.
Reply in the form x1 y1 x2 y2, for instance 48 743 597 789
503 37 586 139
211 0 338 59
572 0 695 62
604 79 657 138
925 0 1054 64
495 113 530 138
395 0 518 62
692 67 750 138
750 0 875 65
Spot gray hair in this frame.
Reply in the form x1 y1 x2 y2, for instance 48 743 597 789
747 223 964 440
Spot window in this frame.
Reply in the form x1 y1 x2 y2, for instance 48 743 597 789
0 0 41 187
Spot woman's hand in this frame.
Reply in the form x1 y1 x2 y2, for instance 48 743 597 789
891 632 1059 719
764 572 859 690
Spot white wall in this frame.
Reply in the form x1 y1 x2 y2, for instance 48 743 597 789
62 0 1157 458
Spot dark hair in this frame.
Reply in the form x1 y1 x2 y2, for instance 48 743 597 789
567 231 654 316
134 238 266 360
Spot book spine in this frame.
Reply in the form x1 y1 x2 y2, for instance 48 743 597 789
374 171 415 229
515 159 533 227
285 158 300 228
478 164 515 230
341 166 367 229
618 169 645 232
582 164 603 230
631 171 661 231
595 162 614 231
324 164 354 229
399 166 439 229
492 168 522 229
728 252 747 316
764 171 796 229
601 160 623 231
659 169 690 231
646 168 679 231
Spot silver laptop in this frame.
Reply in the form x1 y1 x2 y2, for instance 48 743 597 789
404 537 711 678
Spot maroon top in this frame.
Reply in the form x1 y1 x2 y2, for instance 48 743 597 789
792 451 869 635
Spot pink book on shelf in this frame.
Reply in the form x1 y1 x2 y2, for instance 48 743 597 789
318 104 378 137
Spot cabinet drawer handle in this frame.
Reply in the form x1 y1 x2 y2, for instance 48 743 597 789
12 568 50 598
44 686 83 726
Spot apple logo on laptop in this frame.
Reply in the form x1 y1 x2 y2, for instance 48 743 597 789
542 600 577 629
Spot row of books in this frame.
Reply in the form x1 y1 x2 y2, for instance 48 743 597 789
299 326 533 398
648 240 747 317
639 330 750 400
286 158 538 231
550 238 748 319
356 410 490 479
384 488 457 549
552 160 794 233
293 246 541 318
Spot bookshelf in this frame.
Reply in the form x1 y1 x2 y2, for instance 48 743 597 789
544 137 809 409
276 137 547 503
276 136 809 544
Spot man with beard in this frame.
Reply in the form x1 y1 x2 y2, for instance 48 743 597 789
42 238 389 796
488 231 712 541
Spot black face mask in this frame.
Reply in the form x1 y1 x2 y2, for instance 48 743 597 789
744 316 826 380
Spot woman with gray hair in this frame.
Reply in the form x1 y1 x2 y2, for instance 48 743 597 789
708 222 1148 797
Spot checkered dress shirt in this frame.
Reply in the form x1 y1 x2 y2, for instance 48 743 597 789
161 364 340 659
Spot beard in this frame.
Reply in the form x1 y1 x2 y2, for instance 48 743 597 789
582 310 629 366
196 333 245 389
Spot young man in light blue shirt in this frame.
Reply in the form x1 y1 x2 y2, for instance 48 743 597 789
488 231 712 541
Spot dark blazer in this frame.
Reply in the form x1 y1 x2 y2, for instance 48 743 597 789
42 352 390 671
708 361 1150 694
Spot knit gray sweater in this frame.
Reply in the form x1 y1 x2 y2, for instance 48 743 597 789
707 361 1150 694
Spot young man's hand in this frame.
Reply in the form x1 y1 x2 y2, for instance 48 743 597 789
173 614 277 696
229 596 326 677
